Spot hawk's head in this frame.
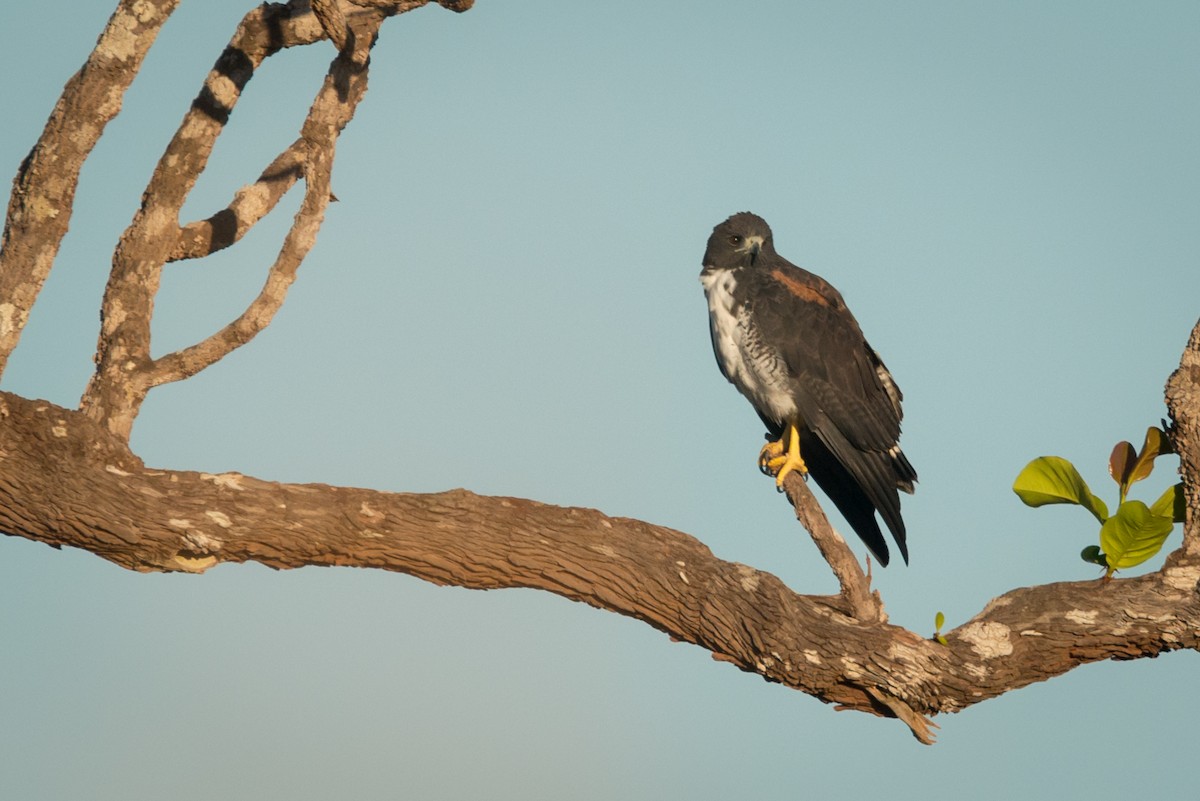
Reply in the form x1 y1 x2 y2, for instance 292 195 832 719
702 211 774 272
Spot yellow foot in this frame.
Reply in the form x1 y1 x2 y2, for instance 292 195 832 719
759 424 807 489
770 449 808 487
757 438 785 474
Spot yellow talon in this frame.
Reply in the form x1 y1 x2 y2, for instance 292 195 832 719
760 424 807 487
758 438 785 472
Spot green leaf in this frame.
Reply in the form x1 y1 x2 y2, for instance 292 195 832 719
1099 500 1176 571
934 611 945 631
1149 483 1186 524
1013 456 1109 523
1080 545 1108 567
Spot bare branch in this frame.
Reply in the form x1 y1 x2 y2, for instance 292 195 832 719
168 145 307 263
2 387 1197 744
147 153 326 387
780 471 884 622
147 18 379 389
78 1 399 439
79 2 334 439
168 1 458 264
0 0 180 378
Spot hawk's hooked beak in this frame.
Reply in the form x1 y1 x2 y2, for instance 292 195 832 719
747 236 763 266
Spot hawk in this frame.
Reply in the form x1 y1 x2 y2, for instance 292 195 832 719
700 212 916 566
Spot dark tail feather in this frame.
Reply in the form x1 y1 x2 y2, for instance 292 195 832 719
802 433 898 566
893 449 918 494
863 449 910 564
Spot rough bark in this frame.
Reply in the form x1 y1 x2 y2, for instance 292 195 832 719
1 0 1197 746
1 372 1198 745
1166 320 1200 563
0 0 181 376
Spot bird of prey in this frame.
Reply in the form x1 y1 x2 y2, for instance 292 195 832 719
700 211 916 566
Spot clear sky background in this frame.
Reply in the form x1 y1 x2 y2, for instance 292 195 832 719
2 1 1198 798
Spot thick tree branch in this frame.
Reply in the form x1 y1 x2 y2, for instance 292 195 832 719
0 0 180 378
3 380 1197 744
1166 317 1200 562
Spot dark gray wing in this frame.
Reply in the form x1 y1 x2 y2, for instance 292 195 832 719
749 261 916 563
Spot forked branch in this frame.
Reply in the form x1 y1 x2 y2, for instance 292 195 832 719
147 23 376 388
168 146 307 263
78 1 405 440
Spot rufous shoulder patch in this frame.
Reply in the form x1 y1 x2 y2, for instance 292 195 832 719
770 269 832 307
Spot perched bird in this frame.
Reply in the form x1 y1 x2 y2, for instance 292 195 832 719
700 212 916 566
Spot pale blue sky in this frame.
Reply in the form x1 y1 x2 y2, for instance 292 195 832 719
2 2 1198 798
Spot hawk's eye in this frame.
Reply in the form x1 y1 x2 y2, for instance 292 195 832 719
729 235 743 246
